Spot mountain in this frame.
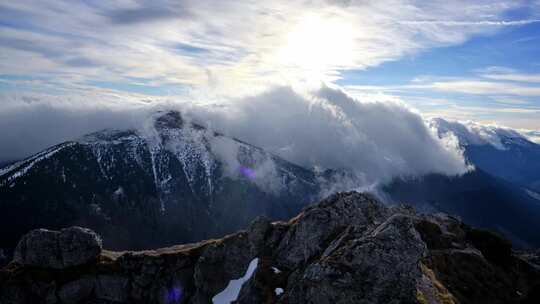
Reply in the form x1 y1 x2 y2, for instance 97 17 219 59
0 160 17 169
3 110 540 267
379 118 540 249
2 192 539 303
383 169 540 248
431 118 540 191
0 111 321 261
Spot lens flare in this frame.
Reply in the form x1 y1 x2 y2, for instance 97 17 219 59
166 286 182 303
239 166 256 180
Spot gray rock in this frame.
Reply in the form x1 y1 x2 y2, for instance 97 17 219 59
2 192 540 304
59 227 102 268
275 192 389 269
247 215 271 253
58 276 95 304
194 233 254 300
95 275 130 302
0 248 7 267
13 226 102 269
282 214 426 304
13 229 63 268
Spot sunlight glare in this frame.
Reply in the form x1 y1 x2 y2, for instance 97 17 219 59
277 14 356 83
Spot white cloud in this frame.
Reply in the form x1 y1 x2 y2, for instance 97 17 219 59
399 19 540 26
187 86 470 184
341 83 540 131
492 97 531 105
0 1 538 96
430 118 530 150
0 91 164 161
520 129 540 143
0 86 471 187
482 73 540 83
420 80 540 96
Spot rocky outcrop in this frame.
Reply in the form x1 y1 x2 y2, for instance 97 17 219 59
13 226 102 269
1 192 539 303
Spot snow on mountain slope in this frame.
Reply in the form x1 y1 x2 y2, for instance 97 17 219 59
430 118 535 150
0 142 76 187
430 118 540 191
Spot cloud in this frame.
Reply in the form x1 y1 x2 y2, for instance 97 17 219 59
430 117 530 150
399 19 540 26
0 86 470 188
186 86 470 185
342 65 540 130
0 1 538 95
492 97 531 105
0 91 158 161
520 129 540 143
105 6 186 25
482 73 540 83
418 80 540 96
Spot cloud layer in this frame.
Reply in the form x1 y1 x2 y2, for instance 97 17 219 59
1 1 538 95
186 86 470 184
0 86 470 187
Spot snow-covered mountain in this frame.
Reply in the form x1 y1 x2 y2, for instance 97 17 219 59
379 118 540 248
3 111 540 263
430 118 540 191
0 111 322 258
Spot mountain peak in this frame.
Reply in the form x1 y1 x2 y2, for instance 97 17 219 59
154 110 185 130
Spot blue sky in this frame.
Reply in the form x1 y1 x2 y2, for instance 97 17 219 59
339 19 540 128
1 1 540 129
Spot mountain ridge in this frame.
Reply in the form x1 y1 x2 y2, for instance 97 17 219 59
0 111 322 263
3 111 540 266
430 118 540 191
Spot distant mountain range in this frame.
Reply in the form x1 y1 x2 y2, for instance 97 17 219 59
385 118 540 248
431 118 540 191
383 169 540 248
2 112 540 266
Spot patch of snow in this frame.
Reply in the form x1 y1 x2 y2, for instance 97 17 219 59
161 126 216 200
271 266 281 274
61 167 66 183
81 130 148 180
212 258 258 304
275 288 284 296
0 142 75 187
147 143 166 213
113 186 124 196
526 189 540 201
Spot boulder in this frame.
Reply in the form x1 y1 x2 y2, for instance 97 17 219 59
13 226 102 269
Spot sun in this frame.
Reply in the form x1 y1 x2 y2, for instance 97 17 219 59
276 14 356 82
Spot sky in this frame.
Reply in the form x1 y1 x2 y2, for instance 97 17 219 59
0 0 540 161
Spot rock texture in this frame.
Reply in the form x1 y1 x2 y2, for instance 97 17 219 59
1 192 539 304
13 226 102 269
